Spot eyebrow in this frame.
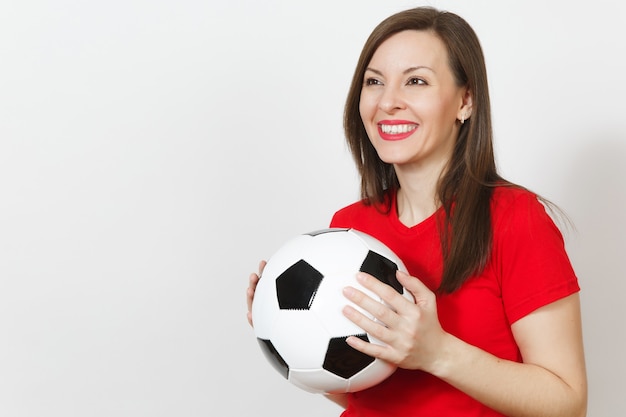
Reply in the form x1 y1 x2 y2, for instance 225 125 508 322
365 65 436 75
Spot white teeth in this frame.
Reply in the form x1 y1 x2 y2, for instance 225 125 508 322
380 124 417 134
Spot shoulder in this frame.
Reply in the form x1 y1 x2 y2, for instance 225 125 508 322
330 199 372 228
329 197 390 228
490 185 553 229
490 185 566 249
491 185 540 211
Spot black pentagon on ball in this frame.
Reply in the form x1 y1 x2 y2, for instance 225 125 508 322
360 250 403 294
276 259 324 310
257 338 289 380
323 334 374 379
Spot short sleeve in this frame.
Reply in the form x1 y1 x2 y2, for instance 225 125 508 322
494 191 580 324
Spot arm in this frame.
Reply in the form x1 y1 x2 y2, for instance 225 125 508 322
342 271 587 417
434 293 587 417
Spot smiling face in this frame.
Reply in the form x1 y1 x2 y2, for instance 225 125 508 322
359 30 472 172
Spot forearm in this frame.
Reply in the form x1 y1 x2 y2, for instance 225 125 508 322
432 333 587 417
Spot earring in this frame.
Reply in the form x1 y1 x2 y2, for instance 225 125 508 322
460 115 465 124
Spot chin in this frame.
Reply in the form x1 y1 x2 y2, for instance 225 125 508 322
374 147 414 164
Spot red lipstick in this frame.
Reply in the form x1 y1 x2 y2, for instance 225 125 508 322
377 120 418 141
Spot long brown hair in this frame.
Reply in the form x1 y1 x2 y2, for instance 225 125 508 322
344 7 506 292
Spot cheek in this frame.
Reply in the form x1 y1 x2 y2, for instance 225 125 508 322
419 97 456 127
358 99 379 144
358 98 368 122
358 91 378 121
359 98 379 139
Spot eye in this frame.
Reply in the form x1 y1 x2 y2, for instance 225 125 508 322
407 77 427 86
364 78 383 86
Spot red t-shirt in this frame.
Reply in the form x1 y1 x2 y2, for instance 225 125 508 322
329 186 579 417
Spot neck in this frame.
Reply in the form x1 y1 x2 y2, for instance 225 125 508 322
394 161 445 227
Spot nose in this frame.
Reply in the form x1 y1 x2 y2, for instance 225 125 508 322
379 85 406 114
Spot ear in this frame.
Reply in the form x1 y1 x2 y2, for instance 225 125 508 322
457 88 473 123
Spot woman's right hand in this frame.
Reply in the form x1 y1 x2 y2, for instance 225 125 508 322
246 260 266 327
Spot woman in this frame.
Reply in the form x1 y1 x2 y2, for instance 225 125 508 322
247 7 587 417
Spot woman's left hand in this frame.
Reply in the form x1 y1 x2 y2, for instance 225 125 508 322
342 270 449 373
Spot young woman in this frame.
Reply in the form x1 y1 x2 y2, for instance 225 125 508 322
247 7 587 417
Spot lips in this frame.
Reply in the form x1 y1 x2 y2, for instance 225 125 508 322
377 120 418 141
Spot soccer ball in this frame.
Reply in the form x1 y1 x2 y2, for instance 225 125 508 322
251 228 412 394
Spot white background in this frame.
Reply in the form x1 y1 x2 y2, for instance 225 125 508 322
1 0 624 416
